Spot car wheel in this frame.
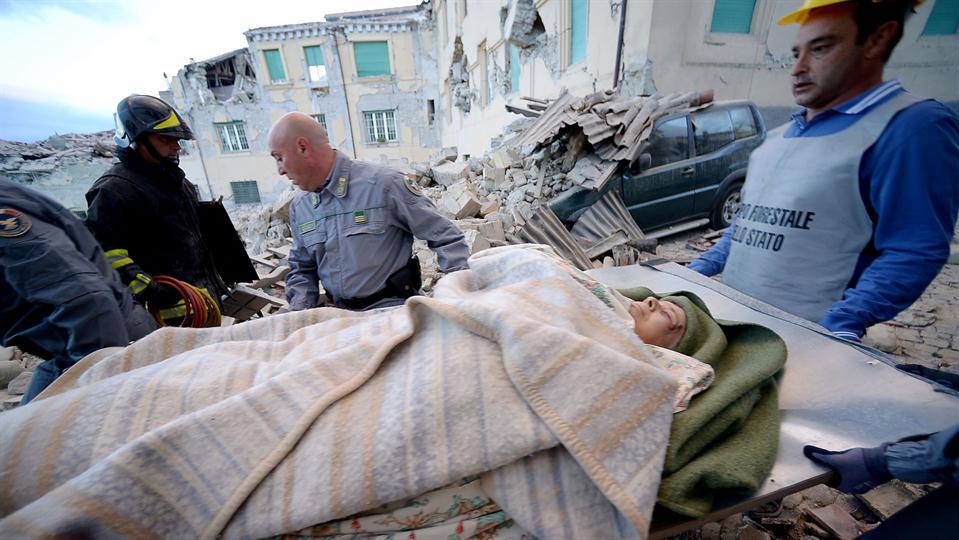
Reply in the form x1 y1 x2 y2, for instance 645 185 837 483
710 181 743 230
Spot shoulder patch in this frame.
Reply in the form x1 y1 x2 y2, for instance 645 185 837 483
403 175 422 197
0 208 31 238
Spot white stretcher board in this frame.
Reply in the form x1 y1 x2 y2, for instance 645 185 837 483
587 261 959 538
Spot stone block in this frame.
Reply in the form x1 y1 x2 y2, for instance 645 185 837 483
864 324 899 353
7 370 32 395
802 483 839 507
463 229 491 254
2 396 21 411
857 481 918 521
510 169 528 188
454 193 482 220
480 199 501 217
439 146 458 162
489 147 522 169
431 161 469 187
0 361 24 387
477 219 506 242
805 503 860 540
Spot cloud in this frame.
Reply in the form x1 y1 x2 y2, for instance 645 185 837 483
0 94 112 142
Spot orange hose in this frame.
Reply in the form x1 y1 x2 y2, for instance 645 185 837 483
150 276 221 328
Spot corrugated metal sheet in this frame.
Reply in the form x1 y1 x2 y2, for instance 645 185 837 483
571 190 657 252
514 206 593 270
508 89 578 150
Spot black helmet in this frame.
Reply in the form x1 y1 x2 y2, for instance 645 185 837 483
114 94 194 148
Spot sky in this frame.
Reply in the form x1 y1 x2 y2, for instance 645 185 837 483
0 0 416 142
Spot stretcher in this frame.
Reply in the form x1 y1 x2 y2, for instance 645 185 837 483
587 260 959 538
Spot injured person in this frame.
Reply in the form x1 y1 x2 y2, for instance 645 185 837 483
0 244 785 539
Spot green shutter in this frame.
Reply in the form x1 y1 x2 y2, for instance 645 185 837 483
570 0 588 64
923 0 959 35
354 41 391 77
304 45 324 67
510 45 520 93
264 49 286 82
710 0 756 34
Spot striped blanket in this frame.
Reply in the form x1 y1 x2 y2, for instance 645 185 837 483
0 245 678 539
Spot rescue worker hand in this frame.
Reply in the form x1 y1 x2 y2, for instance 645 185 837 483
146 282 182 309
803 444 892 494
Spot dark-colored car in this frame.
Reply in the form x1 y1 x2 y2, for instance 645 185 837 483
551 100 766 233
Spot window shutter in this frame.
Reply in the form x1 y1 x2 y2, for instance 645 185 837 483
710 0 757 34
304 46 324 66
264 49 286 82
570 0 588 64
354 41 391 77
510 45 520 93
923 0 959 35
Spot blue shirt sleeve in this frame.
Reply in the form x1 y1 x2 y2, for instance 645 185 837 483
820 102 959 337
688 220 734 276
285 198 322 310
884 423 959 486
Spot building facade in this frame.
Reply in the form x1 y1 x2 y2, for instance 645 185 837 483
171 5 441 205
436 0 959 157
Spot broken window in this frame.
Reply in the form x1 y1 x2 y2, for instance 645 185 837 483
304 46 328 85
923 0 959 35
569 0 588 65
215 121 250 152
230 181 261 204
311 113 328 132
710 0 756 34
509 45 520 94
354 41 391 78
427 99 435 125
263 49 287 83
363 110 397 143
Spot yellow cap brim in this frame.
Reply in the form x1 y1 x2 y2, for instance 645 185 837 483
778 8 810 25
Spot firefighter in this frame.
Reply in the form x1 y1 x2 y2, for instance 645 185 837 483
85 95 229 326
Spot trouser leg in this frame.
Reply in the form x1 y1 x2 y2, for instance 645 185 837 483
20 359 62 405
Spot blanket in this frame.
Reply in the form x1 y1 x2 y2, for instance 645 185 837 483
0 245 679 539
620 288 787 518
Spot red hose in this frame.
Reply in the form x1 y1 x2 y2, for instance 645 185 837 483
149 276 221 328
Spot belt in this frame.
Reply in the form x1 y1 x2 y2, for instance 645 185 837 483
337 286 415 310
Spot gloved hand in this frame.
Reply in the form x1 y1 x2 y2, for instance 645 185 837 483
803 444 892 493
146 282 182 309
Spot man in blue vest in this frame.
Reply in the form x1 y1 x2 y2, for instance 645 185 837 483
689 0 959 342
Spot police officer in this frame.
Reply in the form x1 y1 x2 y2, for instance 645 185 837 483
1 179 156 403
268 112 470 311
85 95 229 325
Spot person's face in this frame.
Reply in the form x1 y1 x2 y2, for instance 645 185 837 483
790 5 866 116
139 134 183 164
629 297 687 350
270 136 316 191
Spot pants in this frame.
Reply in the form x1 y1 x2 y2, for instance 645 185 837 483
20 359 61 405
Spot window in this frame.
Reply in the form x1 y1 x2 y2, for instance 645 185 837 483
692 109 736 156
263 49 287 83
215 121 250 152
354 41 391 77
570 0 588 65
311 113 328 132
647 116 689 168
509 44 520 93
427 99 436 125
363 110 397 143
710 0 756 34
923 0 959 35
230 181 261 204
729 107 758 139
304 45 328 84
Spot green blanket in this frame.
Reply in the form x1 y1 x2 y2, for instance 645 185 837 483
620 287 787 518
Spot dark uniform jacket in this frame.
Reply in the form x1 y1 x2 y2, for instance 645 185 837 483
85 148 228 304
0 179 151 367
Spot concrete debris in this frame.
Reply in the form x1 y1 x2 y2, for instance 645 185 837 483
7 371 31 395
805 503 862 540
1 131 118 212
182 49 257 107
0 361 24 388
504 0 545 48
431 161 470 187
448 37 475 113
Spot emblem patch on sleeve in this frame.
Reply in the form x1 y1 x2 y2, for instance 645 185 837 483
403 175 422 197
0 208 31 237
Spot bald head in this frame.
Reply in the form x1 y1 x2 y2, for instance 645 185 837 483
268 111 335 192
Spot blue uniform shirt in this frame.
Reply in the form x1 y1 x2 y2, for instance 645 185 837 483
0 180 147 372
690 80 959 338
287 151 470 310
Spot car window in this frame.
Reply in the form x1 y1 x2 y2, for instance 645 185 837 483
730 107 757 139
647 116 689 168
691 109 735 156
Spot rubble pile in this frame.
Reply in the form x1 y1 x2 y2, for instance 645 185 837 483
0 131 115 181
405 88 714 270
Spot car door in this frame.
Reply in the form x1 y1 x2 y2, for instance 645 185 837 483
689 107 738 215
620 114 696 231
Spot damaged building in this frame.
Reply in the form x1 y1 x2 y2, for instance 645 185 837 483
435 0 959 157
171 4 441 206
